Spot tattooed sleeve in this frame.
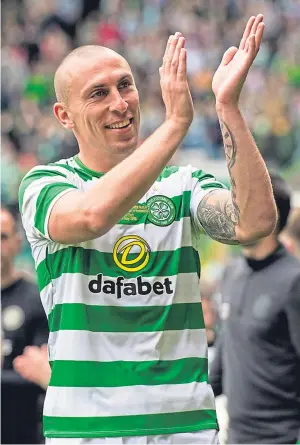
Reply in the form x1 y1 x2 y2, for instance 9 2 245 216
197 189 240 244
197 120 241 244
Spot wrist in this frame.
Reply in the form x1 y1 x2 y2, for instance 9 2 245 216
164 117 192 134
215 101 241 115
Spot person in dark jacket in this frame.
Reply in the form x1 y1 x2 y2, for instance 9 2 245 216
1 207 49 444
210 172 300 444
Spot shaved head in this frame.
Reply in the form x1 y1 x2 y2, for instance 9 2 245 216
54 45 130 104
53 44 140 162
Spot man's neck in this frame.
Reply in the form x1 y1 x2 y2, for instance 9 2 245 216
77 141 137 174
242 235 280 260
1 267 21 289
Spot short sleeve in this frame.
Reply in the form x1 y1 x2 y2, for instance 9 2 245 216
190 168 228 233
19 165 78 241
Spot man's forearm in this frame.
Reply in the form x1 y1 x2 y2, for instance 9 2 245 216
216 104 277 243
84 120 188 234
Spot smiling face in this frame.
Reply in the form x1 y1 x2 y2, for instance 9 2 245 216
54 47 140 162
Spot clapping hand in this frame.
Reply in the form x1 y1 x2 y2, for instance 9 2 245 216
212 14 265 109
160 32 194 129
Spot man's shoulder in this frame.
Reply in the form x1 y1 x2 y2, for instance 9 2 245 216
156 164 214 186
277 247 300 281
21 157 75 180
18 157 78 211
156 165 190 182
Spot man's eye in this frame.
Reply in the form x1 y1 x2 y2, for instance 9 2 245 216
119 81 130 89
91 90 107 98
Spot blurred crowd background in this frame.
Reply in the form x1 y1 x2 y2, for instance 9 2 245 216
2 0 300 276
1 0 300 443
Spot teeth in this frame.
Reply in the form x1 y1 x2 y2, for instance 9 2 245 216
108 119 130 129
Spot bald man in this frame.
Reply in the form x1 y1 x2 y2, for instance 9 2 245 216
19 16 277 444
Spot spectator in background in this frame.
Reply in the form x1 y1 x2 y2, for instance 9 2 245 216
280 207 300 260
1 207 49 444
210 172 300 444
200 280 218 365
14 344 50 391
1 0 300 227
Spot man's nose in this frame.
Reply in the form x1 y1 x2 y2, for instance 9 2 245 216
109 90 128 114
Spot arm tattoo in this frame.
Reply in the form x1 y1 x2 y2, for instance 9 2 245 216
220 120 240 223
197 191 240 245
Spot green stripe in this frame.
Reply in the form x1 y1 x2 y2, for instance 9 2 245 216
48 163 75 174
19 170 67 212
73 155 104 178
157 166 180 182
192 171 227 190
50 162 95 182
48 357 208 387
119 191 191 225
34 183 77 235
37 245 199 291
43 409 217 438
48 302 204 332
74 168 95 182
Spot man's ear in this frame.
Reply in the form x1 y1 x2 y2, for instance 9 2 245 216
53 103 74 129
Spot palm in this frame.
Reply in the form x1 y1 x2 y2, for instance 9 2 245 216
212 15 265 106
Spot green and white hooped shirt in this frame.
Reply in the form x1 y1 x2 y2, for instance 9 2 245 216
19 155 226 438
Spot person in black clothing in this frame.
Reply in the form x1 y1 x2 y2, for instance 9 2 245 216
210 172 300 444
1 207 49 444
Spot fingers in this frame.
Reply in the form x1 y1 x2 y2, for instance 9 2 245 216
239 16 255 50
250 14 264 38
161 32 184 79
171 36 185 75
240 14 264 53
161 35 173 78
246 34 256 56
177 48 187 80
255 22 265 51
165 32 182 76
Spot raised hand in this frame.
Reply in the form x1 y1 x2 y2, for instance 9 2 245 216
160 32 194 128
212 14 265 108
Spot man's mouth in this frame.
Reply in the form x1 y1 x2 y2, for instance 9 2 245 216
105 118 134 130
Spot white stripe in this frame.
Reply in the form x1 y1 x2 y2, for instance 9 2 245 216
43 188 76 240
77 164 194 198
21 175 74 227
44 381 215 418
43 272 200 309
48 329 207 362
21 163 73 181
81 216 193 254
45 216 193 258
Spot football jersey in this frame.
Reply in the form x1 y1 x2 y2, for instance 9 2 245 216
19 155 226 438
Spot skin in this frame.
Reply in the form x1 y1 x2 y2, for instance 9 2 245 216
48 35 195 243
16 19 278 388
49 17 275 245
53 46 141 172
243 233 280 260
280 208 300 261
197 14 277 245
13 345 50 390
1 210 21 288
